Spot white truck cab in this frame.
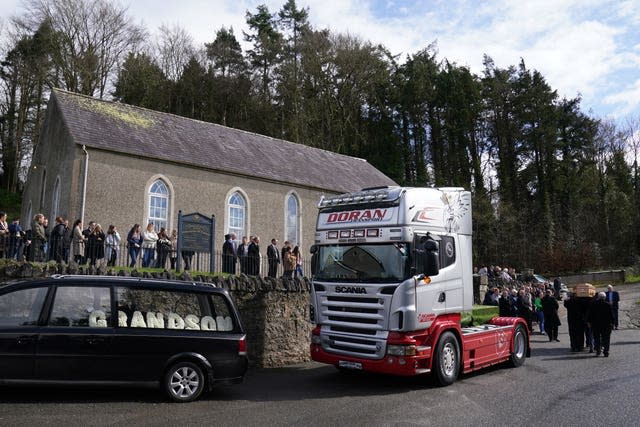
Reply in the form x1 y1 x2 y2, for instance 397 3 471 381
309 186 528 384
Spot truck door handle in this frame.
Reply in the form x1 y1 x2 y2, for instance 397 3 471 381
438 292 446 303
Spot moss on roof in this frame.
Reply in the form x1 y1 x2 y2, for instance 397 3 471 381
73 95 155 128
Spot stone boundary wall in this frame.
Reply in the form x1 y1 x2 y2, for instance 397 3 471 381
0 260 312 368
562 270 625 285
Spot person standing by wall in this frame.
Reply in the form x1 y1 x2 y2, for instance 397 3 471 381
293 246 303 278
141 223 158 268
105 225 121 267
8 218 23 260
267 238 280 278
155 228 171 270
222 234 236 274
169 229 178 270
31 214 47 262
87 224 106 267
48 216 66 262
282 245 295 278
587 292 615 357
237 236 250 274
248 236 261 276
0 212 8 258
70 219 85 264
127 224 143 268
605 285 620 330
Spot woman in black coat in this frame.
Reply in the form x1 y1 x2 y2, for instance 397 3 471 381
87 224 105 266
541 289 561 342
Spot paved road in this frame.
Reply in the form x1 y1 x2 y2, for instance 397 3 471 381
1 285 638 426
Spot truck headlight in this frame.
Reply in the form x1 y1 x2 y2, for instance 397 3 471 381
387 345 417 356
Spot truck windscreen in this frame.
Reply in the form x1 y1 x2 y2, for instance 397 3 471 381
314 243 410 282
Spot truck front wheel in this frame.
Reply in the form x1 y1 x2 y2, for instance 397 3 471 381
509 324 527 367
432 331 460 386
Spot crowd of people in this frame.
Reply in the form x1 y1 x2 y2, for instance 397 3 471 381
222 234 304 278
482 274 620 357
0 211 303 277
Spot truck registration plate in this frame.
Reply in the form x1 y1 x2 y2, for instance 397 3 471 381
338 360 362 370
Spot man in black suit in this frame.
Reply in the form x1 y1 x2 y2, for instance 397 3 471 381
237 236 250 274
605 284 620 329
587 292 615 357
222 234 236 274
248 236 261 276
267 238 280 278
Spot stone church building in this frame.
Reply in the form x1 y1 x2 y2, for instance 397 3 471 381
21 89 396 262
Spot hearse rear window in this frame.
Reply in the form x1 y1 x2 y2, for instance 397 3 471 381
115 288 236 332
0 286 48 327
48 286 112 327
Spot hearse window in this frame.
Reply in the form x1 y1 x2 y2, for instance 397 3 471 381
48 287 111 327
0 287 48 327
115 288 236 332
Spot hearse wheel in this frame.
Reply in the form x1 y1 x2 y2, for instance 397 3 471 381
164 361 205 402
509 324 527 367
432 331 460 386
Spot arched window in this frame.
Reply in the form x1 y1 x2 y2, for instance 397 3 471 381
51 176 61 221
285 193 300 245
148 179 169 231
227 192 246 237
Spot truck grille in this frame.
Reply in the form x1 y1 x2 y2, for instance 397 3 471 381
317 288 390 359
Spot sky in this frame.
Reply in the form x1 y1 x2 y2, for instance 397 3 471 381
2 0 640 122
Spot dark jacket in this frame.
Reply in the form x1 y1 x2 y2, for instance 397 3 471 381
87 231 105 260
248 242 260 275
605 291 620 310
541 295 561 327
498 296 511 317
587 299 614 331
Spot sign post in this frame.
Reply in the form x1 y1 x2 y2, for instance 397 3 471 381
176 211 216 273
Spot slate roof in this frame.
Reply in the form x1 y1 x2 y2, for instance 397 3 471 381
51 89 396 193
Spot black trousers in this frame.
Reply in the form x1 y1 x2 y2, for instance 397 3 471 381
592 327 612 354
546 324 558 341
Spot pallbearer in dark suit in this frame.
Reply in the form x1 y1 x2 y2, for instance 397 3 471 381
605 285 620 329
587 292 614 357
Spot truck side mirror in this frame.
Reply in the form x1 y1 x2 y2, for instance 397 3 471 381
309 245 318 275
422 240 440 276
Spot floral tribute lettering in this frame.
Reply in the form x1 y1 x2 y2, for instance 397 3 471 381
106 310 233 331
88 310 107 327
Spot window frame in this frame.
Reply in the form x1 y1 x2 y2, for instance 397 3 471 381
146 178 171 232
284 192 301 246
227 190 247 238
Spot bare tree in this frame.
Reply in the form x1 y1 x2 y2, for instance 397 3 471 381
155 23 195 82
15 0 145 98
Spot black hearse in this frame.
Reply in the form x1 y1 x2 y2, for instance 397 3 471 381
0 275 248 402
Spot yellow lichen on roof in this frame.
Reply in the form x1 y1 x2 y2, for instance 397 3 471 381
74 96 155 128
